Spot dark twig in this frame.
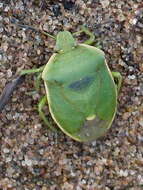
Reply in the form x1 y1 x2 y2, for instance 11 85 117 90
0 75 25 112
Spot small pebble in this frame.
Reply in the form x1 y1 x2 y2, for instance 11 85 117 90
3 148 10 153
139 119 143 127
128 75 136 79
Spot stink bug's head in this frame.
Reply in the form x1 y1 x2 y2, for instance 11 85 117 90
55 31 76 53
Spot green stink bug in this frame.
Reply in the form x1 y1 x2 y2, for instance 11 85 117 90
1 27 122 142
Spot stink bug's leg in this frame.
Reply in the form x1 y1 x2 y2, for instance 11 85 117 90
20 66 45 92
38 95 57 131
20 65 45 75
112 72 122 93
73 26 95 45
35 73 42 91
41 31 56 40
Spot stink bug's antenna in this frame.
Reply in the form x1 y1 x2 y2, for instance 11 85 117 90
10 17 56 40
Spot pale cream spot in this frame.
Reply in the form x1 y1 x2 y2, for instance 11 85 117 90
86 114 96 120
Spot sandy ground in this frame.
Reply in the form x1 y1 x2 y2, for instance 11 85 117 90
0 0 143 189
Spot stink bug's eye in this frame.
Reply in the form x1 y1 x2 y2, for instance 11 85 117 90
68 76 94 91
